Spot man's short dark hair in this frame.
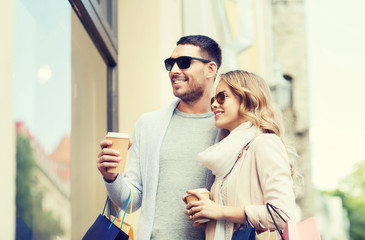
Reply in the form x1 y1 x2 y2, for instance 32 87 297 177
177 35 222 70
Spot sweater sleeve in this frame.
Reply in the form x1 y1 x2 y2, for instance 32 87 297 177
104 116 145 212
244 134 295 231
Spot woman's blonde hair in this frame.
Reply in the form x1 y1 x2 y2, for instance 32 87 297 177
220 70 298 180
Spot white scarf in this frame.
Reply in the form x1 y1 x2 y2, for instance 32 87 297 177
198 122 259 179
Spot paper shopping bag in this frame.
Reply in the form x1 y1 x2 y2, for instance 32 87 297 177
232 214 256 240
110 188 135 240
266 202 321 240
282 219 300 240
82 192 132 240
110 216 134 240
283 217 321 240
257 230 278 240
82 214 129 240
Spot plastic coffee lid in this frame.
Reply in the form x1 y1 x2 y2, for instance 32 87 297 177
106 132 130 138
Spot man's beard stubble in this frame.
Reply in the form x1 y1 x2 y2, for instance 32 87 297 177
175 85 205 104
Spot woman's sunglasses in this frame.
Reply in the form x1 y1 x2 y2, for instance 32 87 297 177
210 91 226 106
164 56 211 71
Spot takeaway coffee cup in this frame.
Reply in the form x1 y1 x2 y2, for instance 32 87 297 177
185 188 211 224
106 132 130 173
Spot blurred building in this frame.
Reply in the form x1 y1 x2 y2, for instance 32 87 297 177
16 122 71 239
271 0 315 219
271 1 350 239
316 194 350 240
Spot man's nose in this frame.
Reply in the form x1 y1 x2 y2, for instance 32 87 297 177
170 62 181 73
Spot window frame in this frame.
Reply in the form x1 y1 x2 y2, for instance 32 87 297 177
69 0 119 131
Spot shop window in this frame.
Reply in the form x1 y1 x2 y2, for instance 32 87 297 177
13 0 72 239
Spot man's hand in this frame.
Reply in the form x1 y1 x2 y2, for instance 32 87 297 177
96 139 133 182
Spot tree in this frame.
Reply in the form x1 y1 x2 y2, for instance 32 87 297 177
16 133 64 239
324 160 365 240
16 133 38 228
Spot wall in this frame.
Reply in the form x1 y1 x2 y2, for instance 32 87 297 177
0 1 16 239
71 10 108 239
118 0 171 136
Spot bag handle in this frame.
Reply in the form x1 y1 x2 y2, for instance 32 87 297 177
128 188 133 222
102 191 132 229
102 195 111 217
266 202 286 240
235 213 251 231
110 191 131 229
118 192 131 229
243 213 250 228
112 188 134 223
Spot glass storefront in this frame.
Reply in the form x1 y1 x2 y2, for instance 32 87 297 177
13 0 71 239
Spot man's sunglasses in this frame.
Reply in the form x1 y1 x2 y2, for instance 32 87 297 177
210 91 226 107
164 56 211 71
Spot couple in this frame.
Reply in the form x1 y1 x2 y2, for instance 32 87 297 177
97 35 295 240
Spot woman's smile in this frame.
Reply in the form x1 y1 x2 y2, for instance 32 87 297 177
213 110 223 119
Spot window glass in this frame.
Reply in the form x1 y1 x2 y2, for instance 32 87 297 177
13 0 71 239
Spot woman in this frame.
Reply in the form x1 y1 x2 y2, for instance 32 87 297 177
185 70 296 239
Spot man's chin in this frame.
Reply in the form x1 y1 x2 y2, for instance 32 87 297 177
174 93 203 103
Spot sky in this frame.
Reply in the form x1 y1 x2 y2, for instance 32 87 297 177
308 0 365 190
13 0 71 154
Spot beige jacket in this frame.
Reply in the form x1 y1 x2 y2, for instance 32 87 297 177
205 133 295 239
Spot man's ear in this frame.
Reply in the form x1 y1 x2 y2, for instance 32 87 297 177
206 61 218 79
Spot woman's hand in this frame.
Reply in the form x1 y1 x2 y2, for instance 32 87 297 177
184 189 224 222
185 198 224 222
183 189 246 224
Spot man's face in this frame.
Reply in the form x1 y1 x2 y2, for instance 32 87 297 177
168 44 210 103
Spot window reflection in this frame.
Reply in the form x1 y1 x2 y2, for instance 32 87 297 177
13 0 71 239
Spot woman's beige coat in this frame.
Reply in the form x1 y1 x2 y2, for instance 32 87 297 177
205 133 296 239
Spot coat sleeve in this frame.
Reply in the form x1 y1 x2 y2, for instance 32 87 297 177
244 134 295 231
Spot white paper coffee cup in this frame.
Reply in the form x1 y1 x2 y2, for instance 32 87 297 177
186 188 211 223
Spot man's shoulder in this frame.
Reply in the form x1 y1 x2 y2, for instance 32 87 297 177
136 100 179 125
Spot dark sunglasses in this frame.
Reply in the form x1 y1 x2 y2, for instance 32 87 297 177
164 56 211 71
210 91 226 107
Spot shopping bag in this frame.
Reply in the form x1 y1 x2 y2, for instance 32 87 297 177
109 189 134 240
266 202 321 240
82 192 131 240
297 217 321 240
283 217 321 240
266 203 286 240
82 215 128 240
256 230 278 240
110 217 134 240
256 203 280 240
232 214 256 240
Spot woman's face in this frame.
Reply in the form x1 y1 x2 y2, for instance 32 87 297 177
211 80 245 132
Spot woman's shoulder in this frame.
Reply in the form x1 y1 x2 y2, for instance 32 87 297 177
251 133 285 151
250 133 290 167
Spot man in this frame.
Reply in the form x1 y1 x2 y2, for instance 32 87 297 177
97 35 222 239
